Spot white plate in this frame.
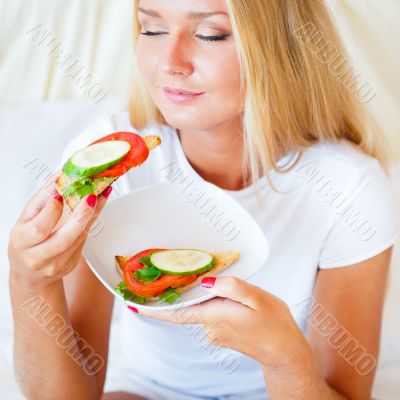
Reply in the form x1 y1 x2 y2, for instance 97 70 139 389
83 181 269 311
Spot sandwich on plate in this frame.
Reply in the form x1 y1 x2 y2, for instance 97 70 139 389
56 132 161 209
114 248 241 305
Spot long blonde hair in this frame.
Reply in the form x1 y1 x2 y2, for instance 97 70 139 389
129 0 388 191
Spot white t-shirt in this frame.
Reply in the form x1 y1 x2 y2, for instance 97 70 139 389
60 111 399 398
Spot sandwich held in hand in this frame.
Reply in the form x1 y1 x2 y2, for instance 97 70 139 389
56 132 161 209
115 248 241 305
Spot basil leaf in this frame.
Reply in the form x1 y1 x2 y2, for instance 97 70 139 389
159 288 181 304
134 266 162 282
138 256 152 266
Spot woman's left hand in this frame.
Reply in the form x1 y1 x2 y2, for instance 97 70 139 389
136 276 312 369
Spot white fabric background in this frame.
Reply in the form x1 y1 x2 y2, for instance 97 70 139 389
0 0 399 399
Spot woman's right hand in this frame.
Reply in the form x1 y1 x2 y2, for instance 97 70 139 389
8 173 112 290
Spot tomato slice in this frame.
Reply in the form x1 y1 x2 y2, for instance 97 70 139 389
123 248 198 298
90 132 149 178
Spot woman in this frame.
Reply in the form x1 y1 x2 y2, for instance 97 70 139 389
8 0 399 399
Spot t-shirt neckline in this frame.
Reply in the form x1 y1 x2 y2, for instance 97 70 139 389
172 126 273 199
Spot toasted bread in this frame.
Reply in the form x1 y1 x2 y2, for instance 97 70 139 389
115 251 241 303
56 135 161 210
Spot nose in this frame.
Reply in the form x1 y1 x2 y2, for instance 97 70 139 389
161 33 194 77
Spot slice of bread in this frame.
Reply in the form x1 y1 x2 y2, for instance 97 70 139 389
115 251 241 302
56 135 161 210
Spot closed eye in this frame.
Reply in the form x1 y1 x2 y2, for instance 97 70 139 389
196 33 230 42
141 31 230 42
141 30 166 36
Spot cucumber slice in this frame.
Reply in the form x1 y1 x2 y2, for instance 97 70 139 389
63 140 131 178
149 249 216 276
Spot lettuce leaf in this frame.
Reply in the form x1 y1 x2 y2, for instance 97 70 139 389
63 178 94 198
114 281 181 305
114 281 150 304
76 184 94 198
159 288 181 304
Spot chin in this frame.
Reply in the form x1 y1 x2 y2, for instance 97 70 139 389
159 108 213 131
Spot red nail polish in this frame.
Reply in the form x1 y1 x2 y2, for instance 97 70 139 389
201 277 216 288
102 186 113 198
54 193 63 203
128 306 139 313
86 194 97 208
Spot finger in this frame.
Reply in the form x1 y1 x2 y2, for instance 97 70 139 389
18 172 60 223
96 185 112 209
80 189 111 237
17 192 64 248
200 276 265 310
52 184 112 233
34 193 105 258
55 226 88 266
138 302 207 324
25 230 87 278
39 234 87 277
134 294 248 324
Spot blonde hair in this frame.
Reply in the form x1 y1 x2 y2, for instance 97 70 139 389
129 0 388 193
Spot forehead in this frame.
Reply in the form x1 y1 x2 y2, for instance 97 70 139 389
137 0 229 20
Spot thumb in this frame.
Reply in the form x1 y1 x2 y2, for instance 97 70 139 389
200 276 264 310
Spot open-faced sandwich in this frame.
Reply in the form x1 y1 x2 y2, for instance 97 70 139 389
56 132 161 209
114 248 240 305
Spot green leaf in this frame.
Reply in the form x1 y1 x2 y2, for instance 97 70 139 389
63 178 94 198
138 256 152 266
114 281 149 304
134 266 162 282
134 256 163 282
159 288 181 304
76 184 94 198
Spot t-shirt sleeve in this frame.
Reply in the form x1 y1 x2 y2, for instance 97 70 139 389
318 159 400 268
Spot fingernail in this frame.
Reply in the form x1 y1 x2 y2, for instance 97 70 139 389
102 186 113 198
86 194 97 208
201 277 216 288
128 306 139 313
54 193 63 203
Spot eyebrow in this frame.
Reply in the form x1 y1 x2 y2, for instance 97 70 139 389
138 7 228 19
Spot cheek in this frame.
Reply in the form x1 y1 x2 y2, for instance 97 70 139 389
194 50 242 127
136 40 154 81
202 50 242 109
208 49 241 91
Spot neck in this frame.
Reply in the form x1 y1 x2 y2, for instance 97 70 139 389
177 117 248 191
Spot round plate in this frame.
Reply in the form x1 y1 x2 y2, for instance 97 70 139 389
83 181 269 311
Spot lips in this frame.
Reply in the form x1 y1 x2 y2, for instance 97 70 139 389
164 87 203 96
163 87 204 103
